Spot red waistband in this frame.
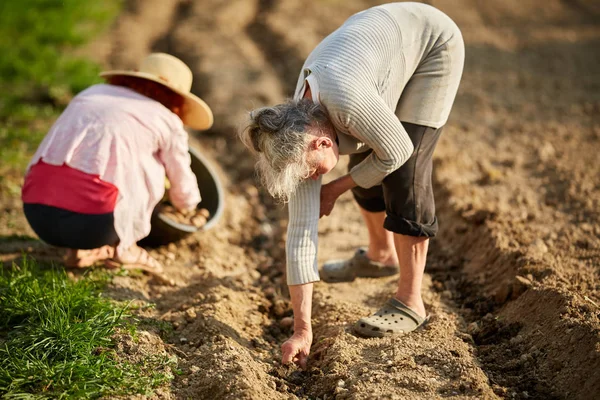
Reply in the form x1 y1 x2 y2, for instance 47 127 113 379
22 161 118 214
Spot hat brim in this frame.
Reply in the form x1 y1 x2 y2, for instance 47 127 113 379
99 70 214 131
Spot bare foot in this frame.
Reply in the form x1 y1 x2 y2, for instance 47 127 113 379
107 245 163 272
366 248 399 266
394 292 427 319
105 245 173 285
64 246 115 268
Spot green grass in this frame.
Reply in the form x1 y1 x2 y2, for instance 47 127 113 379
0 0 122 191
0 4 179 397
0 258 174 399
0 234 40 244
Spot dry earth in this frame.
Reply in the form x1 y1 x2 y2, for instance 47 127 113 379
1 0 599 399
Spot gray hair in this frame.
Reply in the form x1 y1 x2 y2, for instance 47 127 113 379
240 99 329 202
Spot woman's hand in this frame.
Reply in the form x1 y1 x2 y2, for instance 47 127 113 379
320 174 358 217
320 181 341 217
281 328 313 369
283 283 313 369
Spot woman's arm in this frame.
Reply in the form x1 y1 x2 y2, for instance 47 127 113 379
286 178 321 284
159 127 201 211
281 283 313 368
283 178 321 367
320 174 357 217
335 91 415 189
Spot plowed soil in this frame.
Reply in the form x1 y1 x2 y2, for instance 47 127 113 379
1 0 599 399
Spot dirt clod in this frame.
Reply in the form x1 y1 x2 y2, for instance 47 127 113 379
279 317 293 330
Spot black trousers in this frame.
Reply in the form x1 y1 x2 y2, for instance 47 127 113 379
349 121 443 238
23 203 119 249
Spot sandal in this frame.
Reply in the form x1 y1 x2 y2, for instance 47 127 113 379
105 245 172 284
64 246 115 268
321 248 399 283
353 298 428 338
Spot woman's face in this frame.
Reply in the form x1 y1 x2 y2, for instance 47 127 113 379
307 134 339 180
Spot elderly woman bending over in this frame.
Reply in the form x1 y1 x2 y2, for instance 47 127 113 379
241 2 464 368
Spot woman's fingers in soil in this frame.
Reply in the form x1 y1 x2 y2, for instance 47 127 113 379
295 352 309 369
281 340 297 365
281 337 310 369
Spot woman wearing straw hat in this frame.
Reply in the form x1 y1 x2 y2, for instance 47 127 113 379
241 3 464 367
22 53 213 275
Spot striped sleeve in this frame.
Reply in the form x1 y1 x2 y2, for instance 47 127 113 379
285 177 322 285
337 91 415 188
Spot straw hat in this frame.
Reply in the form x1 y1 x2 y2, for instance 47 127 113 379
100 53 213 130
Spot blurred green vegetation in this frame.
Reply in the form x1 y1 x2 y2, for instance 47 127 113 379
0 258 175 398
0 6 179 398
0 0 122 193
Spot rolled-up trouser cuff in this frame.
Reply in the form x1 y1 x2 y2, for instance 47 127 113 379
384 215 438 238
348 121 444 238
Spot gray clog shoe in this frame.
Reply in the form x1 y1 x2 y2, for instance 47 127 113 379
321 248 399 283
353 298 428 338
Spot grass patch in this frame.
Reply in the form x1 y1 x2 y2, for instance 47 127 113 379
0 258 174 399
0 0 122 191
0 234 40 244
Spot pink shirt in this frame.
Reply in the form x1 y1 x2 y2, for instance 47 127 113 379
26 84 201 251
